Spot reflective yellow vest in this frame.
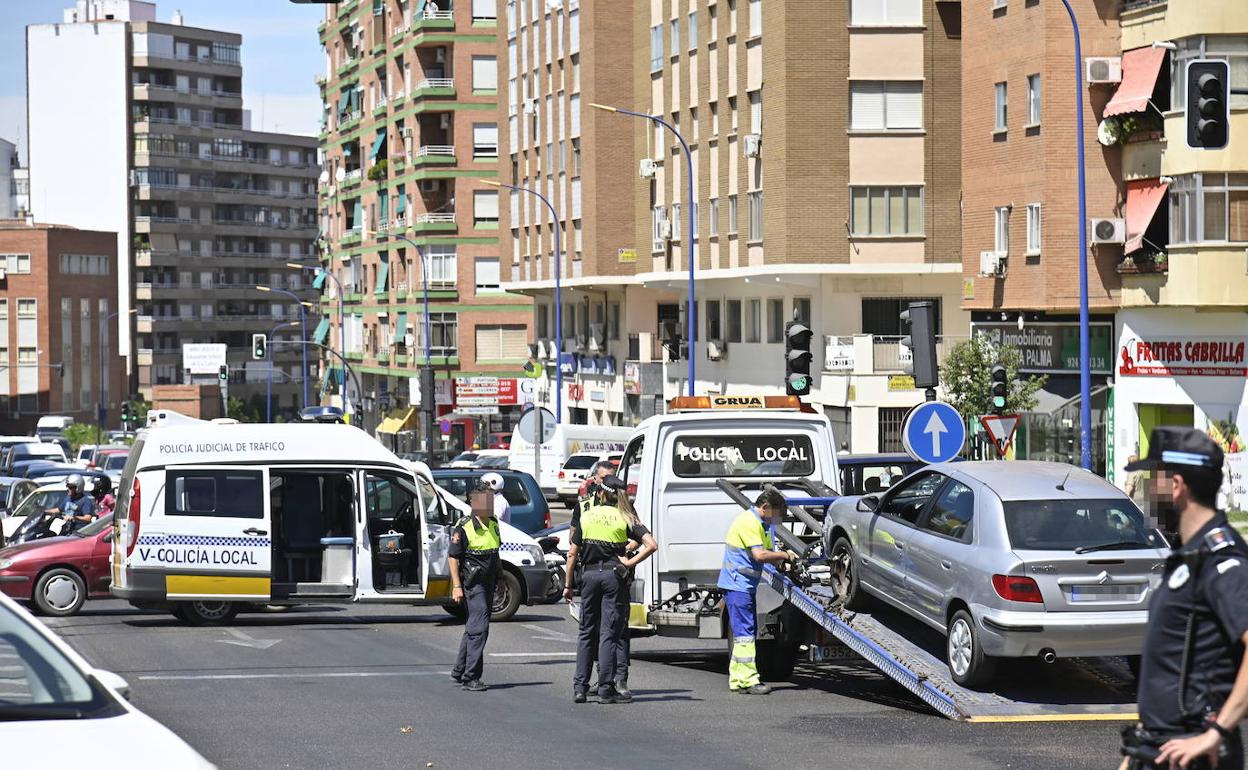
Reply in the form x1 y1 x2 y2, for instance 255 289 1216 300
459 516 501 553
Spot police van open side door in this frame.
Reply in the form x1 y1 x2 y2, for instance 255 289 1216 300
418 473 454 599
138 465 272 602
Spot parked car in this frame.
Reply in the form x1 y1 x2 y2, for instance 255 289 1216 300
837 453 927 496
554 452 612 508
0 477 39 539
0 592 212 765
40 435 72 458
398 450 452 468
822 460 1168 688
74 444 99 468
1 443 67 475
473 453 510 470
0 514 114 616
487 431 512 450
4 483 73 547
87 445 129 469
430 468 550 535
447 451 480 468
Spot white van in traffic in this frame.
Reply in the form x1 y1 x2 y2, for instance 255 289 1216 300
110 423 551 624
509 422 631 498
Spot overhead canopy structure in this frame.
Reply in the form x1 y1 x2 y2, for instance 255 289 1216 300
1124 178 1169 254
1103 47 1167 117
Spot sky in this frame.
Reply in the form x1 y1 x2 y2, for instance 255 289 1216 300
0 0 327 159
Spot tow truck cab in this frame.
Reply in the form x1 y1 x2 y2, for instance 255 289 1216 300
620 396 838 665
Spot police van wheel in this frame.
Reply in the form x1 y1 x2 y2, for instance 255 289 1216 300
177 600 239 626
829 537 869 611
947 609 995 688
490 571 523 622
755 638 798 682
33 568 87 617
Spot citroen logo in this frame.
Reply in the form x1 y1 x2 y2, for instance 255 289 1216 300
1097 570 1113 585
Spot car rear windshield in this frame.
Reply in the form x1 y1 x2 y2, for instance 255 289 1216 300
104 454 128 470
563 455 598 470
1002 499 1162 551
671 434 816 478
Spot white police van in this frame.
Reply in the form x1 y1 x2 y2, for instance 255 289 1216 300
110 422 550 624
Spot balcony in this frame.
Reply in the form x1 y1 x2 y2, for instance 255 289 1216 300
414 9 454 31
337 0 358 19
412 212 456 233
341 168 364 188
413 78 455 99
822 334 965 374
340 228 363 247
338 111 362 132
337 57 360 77
414 145 456 166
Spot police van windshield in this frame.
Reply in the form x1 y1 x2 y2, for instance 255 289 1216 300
671 434 815 478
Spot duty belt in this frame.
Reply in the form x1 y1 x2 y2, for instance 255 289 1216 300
467 549 499 555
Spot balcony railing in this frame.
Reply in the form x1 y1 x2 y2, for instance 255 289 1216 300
414 212 455 224
415 78 455 92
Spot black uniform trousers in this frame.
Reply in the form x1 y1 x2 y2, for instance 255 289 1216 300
451 581 494 682
1131 730 1243 770
574 565 625 693
589 576 632 683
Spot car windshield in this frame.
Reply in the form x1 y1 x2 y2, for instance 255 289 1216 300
563 455 598 470
76 449 92 461
0 603 122 720
1002 499 1164 551
9 490 68 532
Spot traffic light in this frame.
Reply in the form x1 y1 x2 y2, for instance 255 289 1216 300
121 402 131 429
990 362 1008 413
784 321 813 397
419 367 435 411
899 301 938 390
55 362 65 377
252 333 267 360
1186 59 1230 150
218 364 229 382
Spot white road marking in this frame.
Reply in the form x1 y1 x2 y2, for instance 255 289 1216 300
522 623 573 643
138 671 446 681
488 652 577 657
216 627 281 650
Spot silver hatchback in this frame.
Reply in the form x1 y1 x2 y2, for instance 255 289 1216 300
822 461 1168 687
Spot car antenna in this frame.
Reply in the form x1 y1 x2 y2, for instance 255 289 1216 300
1056 468 1073 492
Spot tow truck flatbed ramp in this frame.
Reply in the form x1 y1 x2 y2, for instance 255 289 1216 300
764 567 1139 722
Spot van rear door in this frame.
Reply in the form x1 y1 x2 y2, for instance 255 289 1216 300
140 465 272 602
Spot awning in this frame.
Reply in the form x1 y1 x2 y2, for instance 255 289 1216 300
352 199 363 224
369 129 387 160
1124 178 1169 254
336 91 351 115
312 270 327 290
395 311 408 340
312 317 331 345
376 407 416 435
374 260 390 295
396 189 407 215
1104 47 1167 117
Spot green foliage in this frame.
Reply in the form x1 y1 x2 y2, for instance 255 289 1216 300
367 159 388 181
940 337 1047 418
227 397 262 423
62 423 99 453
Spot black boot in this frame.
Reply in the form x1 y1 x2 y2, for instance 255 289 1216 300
614 678 632 701
573 689 587 704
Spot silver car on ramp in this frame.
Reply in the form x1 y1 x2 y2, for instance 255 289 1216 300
822 460 1168 687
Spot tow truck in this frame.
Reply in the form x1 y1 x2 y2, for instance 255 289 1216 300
619 395 1136 721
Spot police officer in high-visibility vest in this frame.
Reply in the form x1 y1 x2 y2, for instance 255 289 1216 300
449 481 501 693
563 474 656 704
718 488 796 695
1118 427 1248 770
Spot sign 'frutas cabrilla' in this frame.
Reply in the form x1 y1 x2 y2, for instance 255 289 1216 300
1118 337 1248 377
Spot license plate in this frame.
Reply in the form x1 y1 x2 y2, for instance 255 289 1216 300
808 645 854 663
1069 584 1142 602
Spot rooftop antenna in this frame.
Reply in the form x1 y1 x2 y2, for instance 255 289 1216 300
1056 467 1073 492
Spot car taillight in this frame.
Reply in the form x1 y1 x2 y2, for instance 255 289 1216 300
992 574 1043 603
558 471 565 479
125 477 141 557
543 506 551 529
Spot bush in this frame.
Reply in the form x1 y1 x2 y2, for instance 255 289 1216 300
941 337 1046 418
367 159 388 181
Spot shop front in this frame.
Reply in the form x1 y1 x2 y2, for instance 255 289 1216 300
559 353 624 426
1112 309 1248 512
451 377 530 450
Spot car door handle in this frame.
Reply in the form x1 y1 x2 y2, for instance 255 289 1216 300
894 542 904 550
243 527 268 536
941 560 953 570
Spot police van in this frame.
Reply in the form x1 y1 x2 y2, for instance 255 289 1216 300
615 395 839 673
110 423 551 624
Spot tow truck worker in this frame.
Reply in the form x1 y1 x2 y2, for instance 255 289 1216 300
718 488 796 695
449 481 501 693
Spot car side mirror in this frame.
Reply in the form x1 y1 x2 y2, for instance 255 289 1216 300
94 669 131 700
857 495 880 513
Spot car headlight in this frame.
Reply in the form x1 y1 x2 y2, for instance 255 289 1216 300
0 558 13 570
524 544 545 565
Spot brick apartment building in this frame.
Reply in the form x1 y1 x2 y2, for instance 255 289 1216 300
0 221 124 432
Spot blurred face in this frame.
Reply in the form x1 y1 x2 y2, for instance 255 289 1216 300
757 501 780 524
596 465 611 481
471 489 493 518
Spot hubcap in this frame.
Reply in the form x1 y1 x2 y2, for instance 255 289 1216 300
44 575 80 611
191 601 231 621
492 579 511 614
949 618 972 677
831 545 853 598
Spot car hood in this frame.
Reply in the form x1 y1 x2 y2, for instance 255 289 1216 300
0 711 214 768
0 534 89 559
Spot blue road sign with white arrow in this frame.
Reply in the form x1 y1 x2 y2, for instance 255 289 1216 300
901 401 965 464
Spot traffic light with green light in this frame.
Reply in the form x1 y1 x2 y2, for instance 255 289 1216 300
252 333 267 360
990 362 1008 413
784 321 813 397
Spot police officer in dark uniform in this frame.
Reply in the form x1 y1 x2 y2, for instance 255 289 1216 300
1121 427 1248 770
449 481 501 693
563 475 656 704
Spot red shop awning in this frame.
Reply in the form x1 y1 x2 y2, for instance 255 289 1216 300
1104 47 1167 117
1124 178 1169 254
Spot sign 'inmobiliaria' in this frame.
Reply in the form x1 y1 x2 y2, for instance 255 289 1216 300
1118 337 1248 377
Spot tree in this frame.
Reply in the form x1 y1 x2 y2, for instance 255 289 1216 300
940 336 1047 418
63 422 100 453
227 397 261 423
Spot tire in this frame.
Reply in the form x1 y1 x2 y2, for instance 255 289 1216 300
33 568 87 617
546 569 565 601
946 609 996 688
176 600 239 626
829 536 869 611
490 570 523 622
755 637 798 682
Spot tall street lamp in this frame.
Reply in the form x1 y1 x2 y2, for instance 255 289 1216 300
591 102 697 396
388 233 435 458
98 308 136 446
287 261 344 366
255 285 313 409
478 178 563 424
266 320 300 423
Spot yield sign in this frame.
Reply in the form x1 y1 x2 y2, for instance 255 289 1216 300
979 414 1020 458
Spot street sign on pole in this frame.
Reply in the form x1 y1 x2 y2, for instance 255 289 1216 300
901 401 966 464
979 414 1020 458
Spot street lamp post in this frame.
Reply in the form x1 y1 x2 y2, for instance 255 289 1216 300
266 320 300 423
478 178 563 424
288 260 344 377
591 102 697 397
390 234 434 457
255 286 312 409
98 308 136 446
1058 0 1093 471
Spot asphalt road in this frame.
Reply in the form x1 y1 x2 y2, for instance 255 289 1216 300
45 596 1136 770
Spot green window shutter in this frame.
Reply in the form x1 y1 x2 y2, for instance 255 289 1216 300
374 260 390 295
337 91 351 115
313 318 331 344
352 199 363 223
395 311 408 340
312 271 328 290
396 186 407 215
379 193 389 221
369 129 387 160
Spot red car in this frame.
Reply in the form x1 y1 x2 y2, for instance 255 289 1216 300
488 432 512 450
0 514 113 616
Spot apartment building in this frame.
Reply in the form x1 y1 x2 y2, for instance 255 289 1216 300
0 139 22 220
26 1 320 415
501 0 966 452
1109 0 1248 490
0 221 124 432
317 0 531 449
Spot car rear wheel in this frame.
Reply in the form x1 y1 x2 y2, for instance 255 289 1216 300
947 609 996 688
176 600 239 626
33 568 87 616
829 537 869 611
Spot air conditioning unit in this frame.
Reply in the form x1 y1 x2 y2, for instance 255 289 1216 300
439 114 450 129
743 133 762 158
1089 217 1126 244
707 339 727 361
434 47 447 63
659 220 673 240
979 250 1006 279
639 158 658 179
399 127 414 139
1085 57 1122 84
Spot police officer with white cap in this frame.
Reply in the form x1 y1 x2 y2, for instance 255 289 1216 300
1120 426 1248 770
